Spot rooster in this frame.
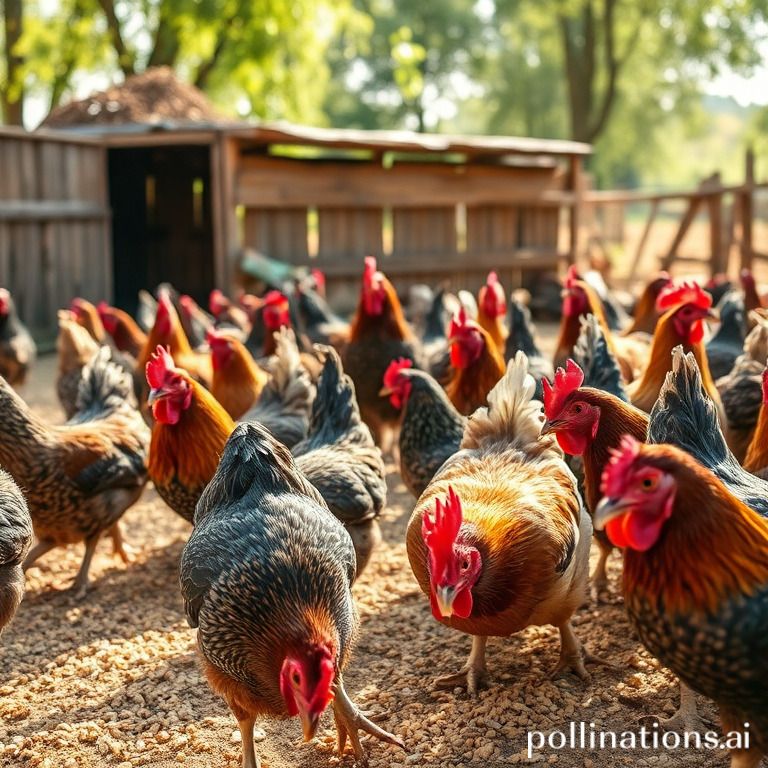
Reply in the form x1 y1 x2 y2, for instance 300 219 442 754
445 308 505 416
292 348 386 578
623 272 671 336
146 346 235 524
477 271 507 356
97 301 147 359
180 422 404 767
342 257 420 448
0 470 32 635
407 354 598 695
208 329 270 419
56 309 100 420
380 358 465 498
741 268 764 323
2 347 149 596
743 365 768 479
0 288 36 387
627 281 722 418
595 437 768 768
504 295 554 399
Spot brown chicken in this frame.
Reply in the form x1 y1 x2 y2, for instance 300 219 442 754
407 354 597 695
743 364 768 479
0 470 32 635
97 302 148 359
2 347 149 596
0 288 36 387
208 329 269 419
627 281 723 419
623 272 672 336
342 256 420 448
741 268 764 322
56 309 100 419
180 422 403 768
477 271 507 356
70 297 109 345
445 308 505 416
146 346 235 524
209 288 251 335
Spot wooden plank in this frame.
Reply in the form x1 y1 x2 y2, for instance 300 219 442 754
741 149 755 270
316 208 383 261
466 205 519 253
392 207 457 258
569 155 582 265
244 208 308 263
660 198 703 271
0 201 110 220
627 199 660 283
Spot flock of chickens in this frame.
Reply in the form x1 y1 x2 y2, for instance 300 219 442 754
1 258 768 768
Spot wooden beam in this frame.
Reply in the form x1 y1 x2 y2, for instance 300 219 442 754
627 199 660 283
741 148 755 270
707 188 724 276
660 196 703 270
0 200 110 220
568 155 582 265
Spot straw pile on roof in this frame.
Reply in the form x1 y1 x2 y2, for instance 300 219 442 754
42 67 225 128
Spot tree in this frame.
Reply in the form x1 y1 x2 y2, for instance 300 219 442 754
1 0 24 124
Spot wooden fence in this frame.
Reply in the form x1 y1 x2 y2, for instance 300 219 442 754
0 128 111 343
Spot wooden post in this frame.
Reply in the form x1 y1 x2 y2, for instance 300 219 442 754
214 134 241 292
708 186 724 276
627 198 659 283
568 155 582 267
741 148 754 271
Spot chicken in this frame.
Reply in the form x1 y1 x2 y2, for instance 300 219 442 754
146 346 235 524
3 347 149 596
56 309 100 420
97 302 148 359
208 330 270 420
741 268 763 323
0 288 36 387
70 297 110 345
405 283 435 337
0 470 32 635
242 328 315 449
541 357 648 596
179 294 215 349
245 290 292 359
137 288 158 333
380 358 465 498
504 295 554 399
342 257 420 448
292 348 386 577
419 288 452 385
554 266 647 382
627 281 722 419
209 289 251 336
718 310 768 462
594 437 768 768
743 364 768 479
477 271 507 356
706 290 745 380
407 354 597 695
180 422 404 768
572 314 628 401
137 288 212 390
623 272 671 336
445 308 505 416
705 272 734 309
294 280 349 350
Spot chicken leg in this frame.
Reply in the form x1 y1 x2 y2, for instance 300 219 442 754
551 622 617 681
71 534 100 599
590 536 613 602
108 522 135 564
237 717 260 768
434 635 488 696
652 682 710 733
332 676 404 761
22 539 56 572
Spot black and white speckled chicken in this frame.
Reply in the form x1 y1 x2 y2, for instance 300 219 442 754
572 314 628 401
179 422 403 768
0 470 32 636
292 348 386 578
2 346 149 597
505 296 554 399
381 358 465 498
0 288 36 388
706 290 745 380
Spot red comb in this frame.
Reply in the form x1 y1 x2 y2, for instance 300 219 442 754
656 281 711 313
364 255 377 277
311 268 326 291
601 435 642 499
179 295 196 316
448 307 473 338
479 271 506 317
205 328 230 347
542 359 584 419
383 358 413 391
564 265 581 289
422 487 463 555
741 269 756 288
146 345 175 389
264 290 288 307
209 289 227 316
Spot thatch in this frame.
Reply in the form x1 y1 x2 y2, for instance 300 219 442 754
42 67 225 128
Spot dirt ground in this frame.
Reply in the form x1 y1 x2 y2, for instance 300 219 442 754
0 351 732 768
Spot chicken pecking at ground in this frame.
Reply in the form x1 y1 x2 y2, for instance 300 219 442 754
407 353 602 696
0 288 37 388
445 308 505 416
2 347 149 597
595 437 768 768
476 271 507 356
180 421 404 768
380 358 465 499
342 256 420 449
0 470 32 636
292 348 386 578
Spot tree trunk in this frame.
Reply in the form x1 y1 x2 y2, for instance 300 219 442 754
2 0 24 125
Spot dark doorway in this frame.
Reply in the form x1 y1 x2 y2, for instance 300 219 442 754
108 144 214 314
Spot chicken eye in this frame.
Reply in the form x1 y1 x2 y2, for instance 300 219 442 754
641 476 658 491
573 404 582 414
461 559 469 570
292 672 301 685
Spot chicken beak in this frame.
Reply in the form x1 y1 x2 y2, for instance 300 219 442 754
299 710 321 743
540 419 561 437
147 388 162 406
593 496 634 531
435 585 456 618
705 308 718 322
379 385 393 397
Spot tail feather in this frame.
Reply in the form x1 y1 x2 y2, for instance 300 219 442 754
72 346 136 419
461 351 550 453
305 347 358 443
572 314 628 401
260 327 315 415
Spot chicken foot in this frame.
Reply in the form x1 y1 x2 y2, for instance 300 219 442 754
332 676 405 763
433 635 488 696
641 682 711 734
108 522 136 564
71 534 100 599
550 622 618 681
236 716 260 768
590 537 613 602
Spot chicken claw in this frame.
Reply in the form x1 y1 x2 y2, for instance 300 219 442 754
433 635 488 696
108 523 136 564
551 623 617 681
332 677 405 763
639 683 712 734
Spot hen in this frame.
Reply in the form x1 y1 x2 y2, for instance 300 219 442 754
294 279 349 350
623 272 671 336
381 358 465 498
0 470 32 635
179 294 215 349
3 347 149 596
445 308 505 416
706 290 745 380
595 437 768 768
407 354 596 695
477 271 507 356
743 365 768 479
244 290 291 358
292 348 386 578
342 257 420 448
97 301 148 359
56 309 100 420
0 288 36 387
209 289 251 336
505 295 554 399
180 422 403 768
